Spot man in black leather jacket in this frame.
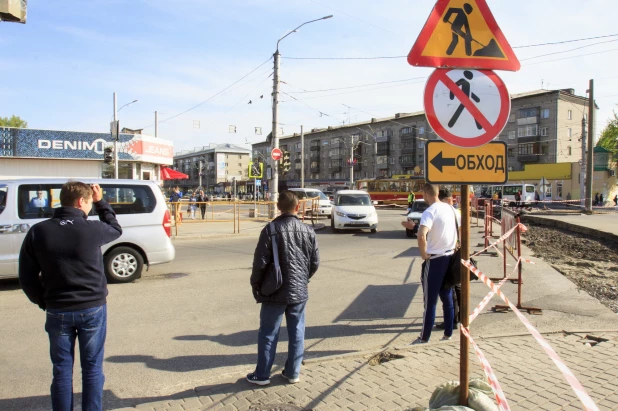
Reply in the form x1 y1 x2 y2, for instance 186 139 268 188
247 191 320 386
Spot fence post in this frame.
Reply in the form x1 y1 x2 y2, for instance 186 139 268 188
503 215 507 279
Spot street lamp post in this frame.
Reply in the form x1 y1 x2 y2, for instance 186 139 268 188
112 93 138 179
270 15 333 203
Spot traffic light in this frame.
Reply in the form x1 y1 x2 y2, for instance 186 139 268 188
282 151 291 173
248 161 263 178
104 147 113 164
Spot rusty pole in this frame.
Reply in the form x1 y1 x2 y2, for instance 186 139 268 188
459 184 470 406
516 215 523 307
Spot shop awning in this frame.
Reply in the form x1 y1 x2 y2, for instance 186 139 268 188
160 166 189 180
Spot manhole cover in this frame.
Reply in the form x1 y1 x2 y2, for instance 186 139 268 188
249 404 304 411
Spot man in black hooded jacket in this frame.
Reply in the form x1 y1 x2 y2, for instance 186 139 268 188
247 191 320 386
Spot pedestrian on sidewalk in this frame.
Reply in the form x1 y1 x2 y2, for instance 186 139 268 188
247 191 320 386
410 184 458 345
614 194 618 207
594 193 599 206
198 190 208 220
189 192 197 219
435 189 461 331
600 193 604 206
19 182 122 411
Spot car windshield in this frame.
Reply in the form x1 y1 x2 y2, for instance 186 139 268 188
307 191 329 200
411 201 428 212
337 194 371 206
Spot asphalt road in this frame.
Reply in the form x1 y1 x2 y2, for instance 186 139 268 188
1 209 616 410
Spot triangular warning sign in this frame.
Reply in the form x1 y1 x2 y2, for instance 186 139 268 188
408 0 520 71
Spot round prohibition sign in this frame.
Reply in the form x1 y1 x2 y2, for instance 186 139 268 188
424 68 511 148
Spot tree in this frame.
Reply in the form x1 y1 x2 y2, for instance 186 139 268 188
596 111 618 155
0 115 28 128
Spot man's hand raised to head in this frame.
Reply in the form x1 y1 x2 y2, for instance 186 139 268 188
91 184 103 202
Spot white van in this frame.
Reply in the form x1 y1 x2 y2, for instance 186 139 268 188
0 178 175 283
288 188 333 218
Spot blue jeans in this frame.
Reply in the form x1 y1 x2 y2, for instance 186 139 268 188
255 302 306 380
45 304 107 411
420 256 454 341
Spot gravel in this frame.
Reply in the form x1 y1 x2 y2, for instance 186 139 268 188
523 225 618 313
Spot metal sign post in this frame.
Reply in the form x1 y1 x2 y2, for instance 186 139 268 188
459 184 471 405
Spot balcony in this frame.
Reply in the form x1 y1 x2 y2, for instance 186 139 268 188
517 116 538 126
377 148 389 156
310 144 320 151
401 159 416 167
353 163 362 172
377 163 389 170
310 166 320 173
401 146 416 154
518 154 541 163
518 136 541 144
331 165 342 172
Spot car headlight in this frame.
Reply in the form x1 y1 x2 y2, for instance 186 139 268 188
336 211 346 217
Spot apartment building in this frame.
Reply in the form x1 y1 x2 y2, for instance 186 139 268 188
252 88 594 188
169 143 251 193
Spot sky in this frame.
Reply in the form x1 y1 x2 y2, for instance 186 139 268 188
1 0 617 153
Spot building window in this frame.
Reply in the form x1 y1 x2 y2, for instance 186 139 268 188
518 125 539 137
364 160 368 166
238 155 241 159
567 146 572 156
508 131 516 140
226 155 229 159
401 155 415 164
509 113 516 123
238 163 242 167
567 128 572 138
419 127 425 135
568 110 573 120
518 108 539 118
331 137 341 145
389 157 395 165
390 143 397 150
225 163 228 166
518 143 539 155
418 141 425 149
400 127 412 135
507 148 515 157
541 127 548 136
542 109 550 119
329 148 340 157
351 133 360 143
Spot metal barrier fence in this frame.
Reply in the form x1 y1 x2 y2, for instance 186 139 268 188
166 197 320 236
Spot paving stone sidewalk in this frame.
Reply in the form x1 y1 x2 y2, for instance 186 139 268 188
112 331 618 411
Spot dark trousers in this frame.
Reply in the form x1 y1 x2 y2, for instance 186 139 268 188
420 256 454 341
453 284 461 324
200 206 206 219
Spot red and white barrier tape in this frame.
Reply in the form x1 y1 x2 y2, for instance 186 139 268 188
460 326 511 411
461 260 600 411
469 277 509 324
472 223 527 258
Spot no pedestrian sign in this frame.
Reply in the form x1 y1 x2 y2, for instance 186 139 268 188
425 141 508 184
424 68 510 148
408 0 520 71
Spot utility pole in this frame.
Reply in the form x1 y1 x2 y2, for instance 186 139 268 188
271 50 281 203
349 143 354 188
374 139 378 178
585 79 595 213
199 159 203 189
301 125 305 188
155 111 158 138
580 117 587 207
113 92 118 179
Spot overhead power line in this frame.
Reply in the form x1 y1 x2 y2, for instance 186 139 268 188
142 56 272 128
281 34 618 60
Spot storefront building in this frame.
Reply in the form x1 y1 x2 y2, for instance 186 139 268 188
0 127 173 180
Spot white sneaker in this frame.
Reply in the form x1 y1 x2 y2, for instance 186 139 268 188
441 335 452 341
282 370 300 384
410 337 429 345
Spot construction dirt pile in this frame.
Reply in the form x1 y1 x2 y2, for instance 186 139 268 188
523 225 618 314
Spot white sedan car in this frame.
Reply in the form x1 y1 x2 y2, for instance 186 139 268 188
330 190 378 233
405 199 429 237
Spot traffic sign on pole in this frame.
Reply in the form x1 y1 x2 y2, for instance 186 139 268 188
425 141 508 184
271 148 282 161
424 68 510 148
407 0 520 71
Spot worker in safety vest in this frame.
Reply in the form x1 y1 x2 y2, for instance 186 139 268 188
407 191 415 212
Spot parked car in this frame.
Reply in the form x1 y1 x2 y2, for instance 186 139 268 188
405 199 429 237
0 178 175 283
330 190 378 233
288 188 332 218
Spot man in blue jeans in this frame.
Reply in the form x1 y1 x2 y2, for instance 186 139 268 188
248 191 320 386
19 182 122 410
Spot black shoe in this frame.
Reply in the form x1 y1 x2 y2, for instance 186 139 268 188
246 373 270 386
435 322 458 330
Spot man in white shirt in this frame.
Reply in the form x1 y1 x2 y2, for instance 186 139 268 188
409 184 460 344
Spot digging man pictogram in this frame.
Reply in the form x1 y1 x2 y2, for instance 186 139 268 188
448 70 483 130
443 3 505 58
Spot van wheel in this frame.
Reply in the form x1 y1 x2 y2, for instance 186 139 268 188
371 228 377 234
105 247 144 283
